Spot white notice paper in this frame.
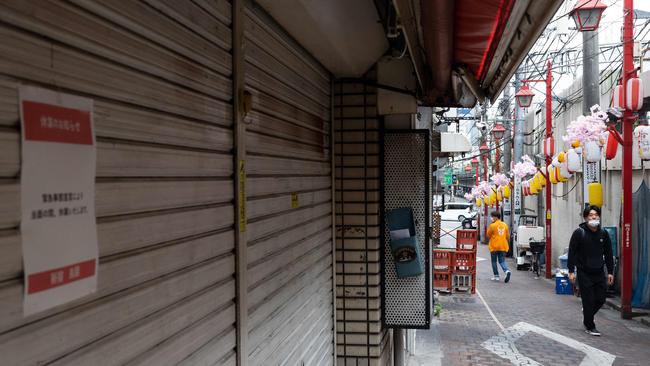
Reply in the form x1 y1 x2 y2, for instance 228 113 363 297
19 86 98 316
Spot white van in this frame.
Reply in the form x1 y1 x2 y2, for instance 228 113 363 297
439 202 477 222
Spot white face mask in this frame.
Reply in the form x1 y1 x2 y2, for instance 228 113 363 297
588 219 600 228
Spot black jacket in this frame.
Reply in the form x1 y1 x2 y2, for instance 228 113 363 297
567 223 614 275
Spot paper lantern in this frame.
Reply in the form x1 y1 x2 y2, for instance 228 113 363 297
588 182 603 207
476 198 482 207
584 140 601 163
613 84 624 109
571 140 581 149
558 151 566 163
552 156 560 167
556 166 565 182
530 178 540 194
548 164 558 184
489 191 497 203
626 77 644 111
605 130 618 160
634 125 650 160
496 189 503 202
503 185 511 198
566 149 581 173
558 163 571 182
544 136 555 158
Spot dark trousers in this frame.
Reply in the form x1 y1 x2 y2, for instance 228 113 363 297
577 270 607 330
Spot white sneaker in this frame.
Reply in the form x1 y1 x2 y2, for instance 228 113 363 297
491 276 500 281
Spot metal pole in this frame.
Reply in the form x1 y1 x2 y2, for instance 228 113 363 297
503 86 513 176
545 61 553 279
513 73 524 244
394 329 405 366
483 148 489 239
495 140 500 212
582 28 602 212
621 0 634 319
502 85 513 243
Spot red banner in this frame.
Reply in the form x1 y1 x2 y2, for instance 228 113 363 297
27 259 96 294
22 101 93 145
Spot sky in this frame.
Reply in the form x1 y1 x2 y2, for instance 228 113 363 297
451 0 650 171
478 0 650 120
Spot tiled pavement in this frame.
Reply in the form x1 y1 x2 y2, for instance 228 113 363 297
408 242 650 366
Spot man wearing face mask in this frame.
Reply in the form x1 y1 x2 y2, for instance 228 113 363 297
567 205 614 336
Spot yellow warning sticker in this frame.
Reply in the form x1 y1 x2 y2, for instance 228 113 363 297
239 160 246 232
291 192 299 209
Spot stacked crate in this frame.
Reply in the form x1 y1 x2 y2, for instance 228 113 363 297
433 229 478 293
433 249 454 292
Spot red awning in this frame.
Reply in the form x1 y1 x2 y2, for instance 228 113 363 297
454 0 515 81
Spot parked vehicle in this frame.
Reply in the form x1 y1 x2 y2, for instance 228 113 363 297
439 202 477 222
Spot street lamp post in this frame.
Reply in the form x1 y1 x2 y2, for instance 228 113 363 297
620 0 635 319
515 60 554 279
569 0 633 318
492 123 506 212
480 141 490 241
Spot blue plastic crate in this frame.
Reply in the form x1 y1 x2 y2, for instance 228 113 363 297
555 275 573 295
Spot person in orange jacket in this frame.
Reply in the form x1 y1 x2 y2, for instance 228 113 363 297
487 211 511 283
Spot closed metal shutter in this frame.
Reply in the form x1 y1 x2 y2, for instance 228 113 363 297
243 3 334 365
0 1 236 365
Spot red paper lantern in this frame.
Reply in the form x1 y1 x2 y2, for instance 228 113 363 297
626 77 644 111
544 136 554 158
613 84 624 109
605 130 618 160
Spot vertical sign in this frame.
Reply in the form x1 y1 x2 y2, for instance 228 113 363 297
238 160 246 232
513 176 522 234
19 86 98 316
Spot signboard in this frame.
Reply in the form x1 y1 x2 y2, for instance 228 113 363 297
513 176 522 233
444 174 453 185
19 86 98 315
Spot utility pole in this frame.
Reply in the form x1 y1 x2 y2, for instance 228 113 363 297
544 60 553 279
582 27 601 212
512 72 524 251
501 84 513 242
621 0 635 319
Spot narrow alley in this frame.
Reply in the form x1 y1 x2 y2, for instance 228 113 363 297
409 242 650 366
2 1 650 365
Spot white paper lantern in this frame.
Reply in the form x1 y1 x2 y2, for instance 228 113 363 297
626 77 644 112
584 140 601 163
613 84 624 109
544 136 554 158
559 162 572 180
635 125 650 160
566 148 581 173
552 156 560 167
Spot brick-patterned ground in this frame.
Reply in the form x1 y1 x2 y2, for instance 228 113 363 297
408 242 650 366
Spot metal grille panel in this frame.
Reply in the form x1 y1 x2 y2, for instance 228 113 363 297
382 131 430 328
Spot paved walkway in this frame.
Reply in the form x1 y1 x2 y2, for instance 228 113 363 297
409 243 650 366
